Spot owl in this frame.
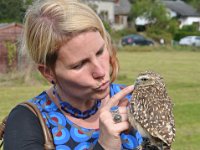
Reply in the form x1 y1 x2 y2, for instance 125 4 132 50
128 71 175 150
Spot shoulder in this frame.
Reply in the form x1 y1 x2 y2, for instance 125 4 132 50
5 104 41 131
4 104 44 149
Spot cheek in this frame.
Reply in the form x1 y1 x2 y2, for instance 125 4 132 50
101 50 110 69
54 63 90 88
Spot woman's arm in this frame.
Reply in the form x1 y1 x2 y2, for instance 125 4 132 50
4 105 45 150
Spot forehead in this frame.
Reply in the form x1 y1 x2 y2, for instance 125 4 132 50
57 31 105 64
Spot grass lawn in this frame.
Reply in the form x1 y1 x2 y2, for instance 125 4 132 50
0 50 200 150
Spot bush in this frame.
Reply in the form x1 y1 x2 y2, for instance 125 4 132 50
173 24 200 41
146 26 173 44
103 21 112 33
174 31 200 41
110 28 136 41
118 45 154 52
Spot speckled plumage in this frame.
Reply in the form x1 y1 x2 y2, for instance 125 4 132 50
128 71 175 150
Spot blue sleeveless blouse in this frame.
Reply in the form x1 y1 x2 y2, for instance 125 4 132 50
29 83 143 150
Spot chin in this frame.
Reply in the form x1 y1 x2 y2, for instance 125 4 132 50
95 86 110 100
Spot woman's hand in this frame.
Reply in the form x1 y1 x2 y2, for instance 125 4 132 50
98 85 134 150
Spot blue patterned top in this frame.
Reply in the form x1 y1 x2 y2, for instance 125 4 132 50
29 83 143 150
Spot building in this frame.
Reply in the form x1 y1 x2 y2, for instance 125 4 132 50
0 23 24 73
163 0 200 30
113 0 131 30
83 0 115 23
135 0 200 30
83 0 131 30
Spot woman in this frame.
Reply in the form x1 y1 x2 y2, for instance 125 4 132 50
4 0 143 149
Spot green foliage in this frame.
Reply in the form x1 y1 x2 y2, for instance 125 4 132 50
103 21 112 33
118 45 153 52
129 0 169 25
128 0 179 44
110 28 136 45
166 19 179 35
181 24 199 32
0 0 34 22
3 41 17 71
118 45 200 52
146 26 173 44
173 24 200 41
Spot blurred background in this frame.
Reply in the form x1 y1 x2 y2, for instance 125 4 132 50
0 0 200 149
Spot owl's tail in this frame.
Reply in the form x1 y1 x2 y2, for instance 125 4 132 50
141 138 171 150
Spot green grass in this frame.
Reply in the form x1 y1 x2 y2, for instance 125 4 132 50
116 50 200 150
0 50 200 150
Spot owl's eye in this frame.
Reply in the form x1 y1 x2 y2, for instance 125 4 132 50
141 78 148 81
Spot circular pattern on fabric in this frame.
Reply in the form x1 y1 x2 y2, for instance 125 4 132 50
70 126 91 142
121 134 139 149
56 145 71 150
52 127 70 145
74 142 91 150
40 98 58 112
29 99 43 111
91 129 99 138
48 112 66 127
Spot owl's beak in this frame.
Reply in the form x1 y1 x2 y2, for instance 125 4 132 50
134 79 140 87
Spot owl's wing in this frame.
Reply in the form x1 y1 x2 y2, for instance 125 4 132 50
132 94 175 146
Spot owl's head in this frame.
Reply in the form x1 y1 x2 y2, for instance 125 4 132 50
134 71 164 88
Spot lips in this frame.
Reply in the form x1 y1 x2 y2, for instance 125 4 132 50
95 81 110 91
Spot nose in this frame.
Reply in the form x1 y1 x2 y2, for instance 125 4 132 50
92 59 105 79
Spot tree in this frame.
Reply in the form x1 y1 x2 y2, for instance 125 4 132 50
129 0 170 28
129 0 180 44
0 0 34 23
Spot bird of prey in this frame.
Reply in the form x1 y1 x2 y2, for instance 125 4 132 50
128 71 175 150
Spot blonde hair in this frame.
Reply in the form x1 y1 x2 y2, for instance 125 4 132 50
23 0 118 81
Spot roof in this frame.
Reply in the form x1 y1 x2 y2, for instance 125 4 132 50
0 23 23 41
163 0 200 17
0 22 23 31
0 23 9 28
114 0 131 15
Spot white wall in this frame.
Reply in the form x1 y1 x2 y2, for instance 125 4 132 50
179 17 200 30
93 1 115 23
166 9 200 30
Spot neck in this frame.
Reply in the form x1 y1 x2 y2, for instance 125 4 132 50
51 85 102 119
54 86 95 112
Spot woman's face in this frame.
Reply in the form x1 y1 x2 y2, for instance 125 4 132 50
54 31 110 102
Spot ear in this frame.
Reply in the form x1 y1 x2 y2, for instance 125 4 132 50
38 64 55 83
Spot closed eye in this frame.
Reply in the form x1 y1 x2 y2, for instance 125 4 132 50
71 60 87 70
96 46 104 56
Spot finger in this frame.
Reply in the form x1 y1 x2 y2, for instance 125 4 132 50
118 107 128 114
106 85 134 108
113 121 130 133
118 97 129 107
